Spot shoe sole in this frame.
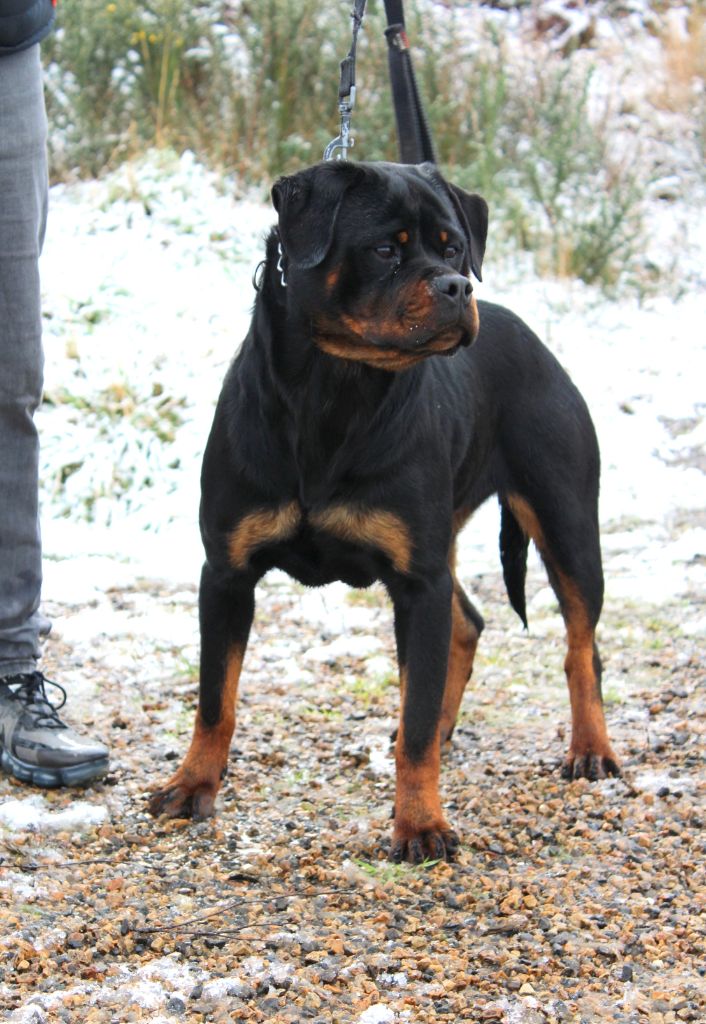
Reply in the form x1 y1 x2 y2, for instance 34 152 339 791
0 748 109 788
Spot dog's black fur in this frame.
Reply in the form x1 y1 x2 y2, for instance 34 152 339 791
150 161 619 862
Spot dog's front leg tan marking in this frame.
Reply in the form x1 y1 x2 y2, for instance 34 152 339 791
389 571 459 863
149 645 243 819
391 717 459 864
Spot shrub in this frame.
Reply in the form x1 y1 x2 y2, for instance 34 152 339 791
42 0 663 293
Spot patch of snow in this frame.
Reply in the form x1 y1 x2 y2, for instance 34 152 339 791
632 771 698 795
117 979 166 1010
304 634 383 664
379 971 408 988
358 1005 396 1024
9 1008 48 1024
366 734 395 776
0 872 48 901
682 615 706 638
366 655 396 681
0 795 107 834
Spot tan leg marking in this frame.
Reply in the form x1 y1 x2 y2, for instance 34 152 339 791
398 664 408 702
439 585 480 744
228 502 301 570
391 715 457 861
506 493 618 776
559 577 618 773
149 645 244 818
506 493 544 545
311 505 413 574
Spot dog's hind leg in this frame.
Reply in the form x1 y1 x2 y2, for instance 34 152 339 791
439 547 484 744
504 493 620 780
149 563 255 819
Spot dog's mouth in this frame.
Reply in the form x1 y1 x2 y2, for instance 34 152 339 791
314 297 479 371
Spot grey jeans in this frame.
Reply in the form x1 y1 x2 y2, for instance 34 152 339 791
0 44 52 677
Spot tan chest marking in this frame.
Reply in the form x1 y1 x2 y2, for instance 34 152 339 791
310 505 413 575
228 502 302 569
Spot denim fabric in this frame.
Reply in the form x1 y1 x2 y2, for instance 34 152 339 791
0 44 52 676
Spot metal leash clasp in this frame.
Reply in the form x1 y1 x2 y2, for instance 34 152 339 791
324 1 366 161
324 86 356 161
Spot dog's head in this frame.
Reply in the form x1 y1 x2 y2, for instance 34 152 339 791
271 161 488 371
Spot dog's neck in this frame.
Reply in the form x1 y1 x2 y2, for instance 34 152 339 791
257 230 414 402
251 233 424 496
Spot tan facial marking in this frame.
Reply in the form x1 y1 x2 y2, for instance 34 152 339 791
314 334 427 370
310 505 413 574
469 294 480 340
397 230 409 244
440 230 448 243
228 502 302 569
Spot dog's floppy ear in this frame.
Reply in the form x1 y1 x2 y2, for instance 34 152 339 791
417 163 488 282
446 184 488 283
271 162 361 270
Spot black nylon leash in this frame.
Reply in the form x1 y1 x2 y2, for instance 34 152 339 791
382 0 437 164
323 0 436 165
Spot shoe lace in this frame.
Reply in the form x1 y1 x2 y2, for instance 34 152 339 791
10 672 68 730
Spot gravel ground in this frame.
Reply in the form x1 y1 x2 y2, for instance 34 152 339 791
1 552 704 1023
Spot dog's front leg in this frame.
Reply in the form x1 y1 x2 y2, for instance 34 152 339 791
389 570 459 863
149 563 255 820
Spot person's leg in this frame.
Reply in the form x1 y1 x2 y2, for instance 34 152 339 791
0 44 51 674
0 46 108 787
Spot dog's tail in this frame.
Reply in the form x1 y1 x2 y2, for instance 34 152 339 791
499 501 529 629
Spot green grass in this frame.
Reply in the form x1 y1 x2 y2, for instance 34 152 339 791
353 856 441 881
346 674 397 708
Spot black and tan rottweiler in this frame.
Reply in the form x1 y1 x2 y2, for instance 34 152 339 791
149 161 619 863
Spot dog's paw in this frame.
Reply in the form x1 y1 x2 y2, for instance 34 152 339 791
148 776 218 820
389 825 460 865
562 750 621 781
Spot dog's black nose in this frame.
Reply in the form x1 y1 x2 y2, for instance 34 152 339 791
433 273 472 308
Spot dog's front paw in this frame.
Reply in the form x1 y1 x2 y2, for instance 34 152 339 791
389 823 460 864
148 770 220 820
562 747 621 781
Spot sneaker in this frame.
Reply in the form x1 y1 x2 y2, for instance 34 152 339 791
0 672 109 787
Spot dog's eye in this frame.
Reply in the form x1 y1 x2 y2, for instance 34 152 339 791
443 245 460 260
374 245 397 260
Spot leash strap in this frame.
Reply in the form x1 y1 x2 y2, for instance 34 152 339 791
383 0 437 164
323 0 437 165
324 0 368 160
